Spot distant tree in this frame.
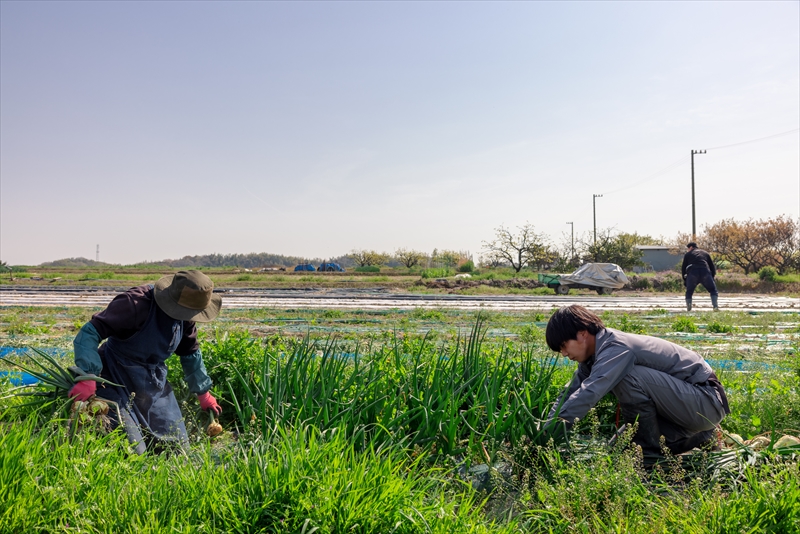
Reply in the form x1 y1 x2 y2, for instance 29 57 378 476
482 223 553 273
0 260 12 280
761 215 800 274
580 230 645 270
704 216 800 274
665 232 696 255
348 249 389 267
394 248 426 269
431 249 464 268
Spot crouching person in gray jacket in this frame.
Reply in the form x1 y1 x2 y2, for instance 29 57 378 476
545 305 729 456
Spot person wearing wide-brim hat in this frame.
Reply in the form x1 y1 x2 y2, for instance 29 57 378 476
68 270 223 454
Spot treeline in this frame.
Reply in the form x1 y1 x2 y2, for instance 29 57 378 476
151 253 325 269
39 258 115 268
23 214 800 275
36 253 353 269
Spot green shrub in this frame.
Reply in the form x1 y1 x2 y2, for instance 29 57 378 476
706 320 734 333
458 260 475 273
606 313 647 334
627 275 653 290
355 265 381 273
758 266 778 282
421 267 453 279
517 323 545 343
652 272 684 292
672 316 698 333
410 307 445 320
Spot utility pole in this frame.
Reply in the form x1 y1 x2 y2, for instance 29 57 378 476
566 221 574 261
593 194 602 245
96 245 100 262
691 150 706 239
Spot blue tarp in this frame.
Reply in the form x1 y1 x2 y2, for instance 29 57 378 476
0 347 66 386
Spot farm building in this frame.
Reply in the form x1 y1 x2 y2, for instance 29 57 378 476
634 245 683 273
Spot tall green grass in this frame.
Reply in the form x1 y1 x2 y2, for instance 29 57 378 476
205 318 567 458
1 416 519 533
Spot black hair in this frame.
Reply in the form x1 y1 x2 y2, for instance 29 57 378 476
687 242 697 249
545 305 605 352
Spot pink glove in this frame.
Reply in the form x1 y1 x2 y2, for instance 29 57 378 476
69 379 97 401
197 391 221 415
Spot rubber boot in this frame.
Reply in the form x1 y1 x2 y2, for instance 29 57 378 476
620 401 664 459
666 429 717 455
685 298 692 312
711 294 719 311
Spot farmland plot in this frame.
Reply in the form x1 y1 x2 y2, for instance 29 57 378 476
1 307 799 533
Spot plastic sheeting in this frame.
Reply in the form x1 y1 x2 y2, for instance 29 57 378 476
558 263 629 289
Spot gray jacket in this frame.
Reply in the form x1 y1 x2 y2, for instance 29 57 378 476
549 328 720 423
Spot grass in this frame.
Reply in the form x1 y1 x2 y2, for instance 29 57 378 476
1 307 800 533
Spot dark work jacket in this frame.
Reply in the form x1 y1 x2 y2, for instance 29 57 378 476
97 287 189 447
682 248 716 278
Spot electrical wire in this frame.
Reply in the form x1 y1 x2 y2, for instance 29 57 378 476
602 155 688 195
705 128 799 151
602 127 800 195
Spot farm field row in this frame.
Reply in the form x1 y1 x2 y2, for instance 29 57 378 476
1 306 799 533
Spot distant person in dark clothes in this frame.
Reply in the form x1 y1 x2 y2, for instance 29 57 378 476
545 305 729 457
682 242 719 311
68 271 222 454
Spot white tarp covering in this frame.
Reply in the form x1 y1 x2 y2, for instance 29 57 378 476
559 263 629 289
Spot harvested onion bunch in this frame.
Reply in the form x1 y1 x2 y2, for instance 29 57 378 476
3 347 121 410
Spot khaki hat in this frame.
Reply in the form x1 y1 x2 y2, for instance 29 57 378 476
153 270 222 322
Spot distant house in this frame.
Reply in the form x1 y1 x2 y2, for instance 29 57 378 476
634 246 683 273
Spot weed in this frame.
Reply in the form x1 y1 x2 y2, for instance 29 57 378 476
410 307 445 321
758 266 779 282
606 313 647 334
706 320 734 334
673 316 699 333
421 267 454 279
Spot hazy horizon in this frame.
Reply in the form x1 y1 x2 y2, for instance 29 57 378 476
2 1 798 265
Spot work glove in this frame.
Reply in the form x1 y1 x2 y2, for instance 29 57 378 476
69 379 97 402
197 391 222 415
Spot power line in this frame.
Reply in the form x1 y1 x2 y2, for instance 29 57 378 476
602 155 688 195
601 127 799 196
705 128 799 151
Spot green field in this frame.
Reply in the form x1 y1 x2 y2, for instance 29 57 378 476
1 306 799 533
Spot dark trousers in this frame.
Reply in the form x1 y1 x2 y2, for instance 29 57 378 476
612 365 726 454
685 269 718 299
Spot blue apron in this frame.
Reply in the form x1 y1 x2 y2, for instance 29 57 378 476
97 286 188 454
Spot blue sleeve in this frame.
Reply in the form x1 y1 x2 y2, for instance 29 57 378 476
180 349 213 394
73 322 102 375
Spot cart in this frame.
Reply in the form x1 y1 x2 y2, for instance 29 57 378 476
538 263 628 295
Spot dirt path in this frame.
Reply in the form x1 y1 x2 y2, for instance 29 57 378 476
1 286 797 312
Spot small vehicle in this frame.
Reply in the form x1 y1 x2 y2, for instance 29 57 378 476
294 264 316 272
318 262 345 272
538 263 628 295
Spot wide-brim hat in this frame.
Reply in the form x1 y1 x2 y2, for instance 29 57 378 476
153 270 222 323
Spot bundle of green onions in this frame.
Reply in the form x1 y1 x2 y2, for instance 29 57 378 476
2 347 121 413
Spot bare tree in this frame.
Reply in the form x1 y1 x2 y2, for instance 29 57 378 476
577 229 648 270
704 216 800 274
394 248 426 269
704 219 773 274
431 249 464 268
482 223 552 273
347 249 389 267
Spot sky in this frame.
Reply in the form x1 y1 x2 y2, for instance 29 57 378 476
1 1 798 266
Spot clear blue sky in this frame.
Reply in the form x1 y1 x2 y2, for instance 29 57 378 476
2 1 798 265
